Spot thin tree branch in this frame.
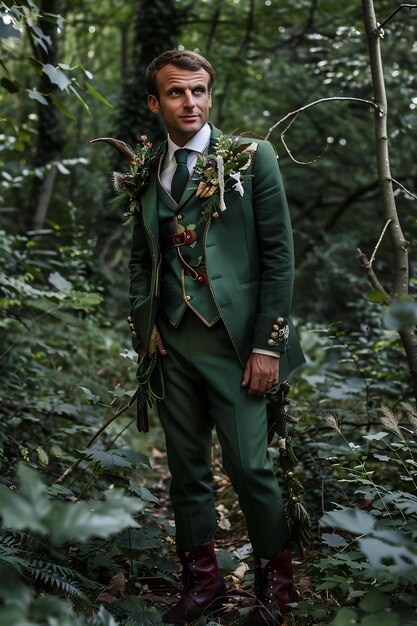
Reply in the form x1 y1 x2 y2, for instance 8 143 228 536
368 218 392 266
280 110 330 165
357 248 389 300
53 401 131 484
392 178 417 201
265 97 382 141
377 4 417 31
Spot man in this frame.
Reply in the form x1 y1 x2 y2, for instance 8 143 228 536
128 50 305 625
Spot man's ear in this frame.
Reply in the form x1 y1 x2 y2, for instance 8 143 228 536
148 94 160 114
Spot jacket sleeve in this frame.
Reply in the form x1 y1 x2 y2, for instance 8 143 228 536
128 214 153 353
251 140 294 355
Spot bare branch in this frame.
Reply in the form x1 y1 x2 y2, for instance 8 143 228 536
377 4 417 31
357 248 390 300
392 178 417 201
368 219 392 266
265 97 381 140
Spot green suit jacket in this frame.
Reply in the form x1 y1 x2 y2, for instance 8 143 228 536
128 125 305 381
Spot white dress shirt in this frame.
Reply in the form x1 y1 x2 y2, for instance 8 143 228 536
160 123 211 192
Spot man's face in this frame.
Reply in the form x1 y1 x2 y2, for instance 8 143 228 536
148 64 212 146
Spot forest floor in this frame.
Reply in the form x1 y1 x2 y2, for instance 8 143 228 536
119 431 322 625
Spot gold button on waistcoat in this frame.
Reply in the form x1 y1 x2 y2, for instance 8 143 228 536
185 295 192 301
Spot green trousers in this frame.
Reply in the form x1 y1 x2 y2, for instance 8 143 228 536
157 310 290 559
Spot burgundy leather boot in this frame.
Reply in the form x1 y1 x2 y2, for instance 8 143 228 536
245 549 299 626
162 541 227 624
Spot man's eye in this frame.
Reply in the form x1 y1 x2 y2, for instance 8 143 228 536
170 89 180 96
193 88 204 94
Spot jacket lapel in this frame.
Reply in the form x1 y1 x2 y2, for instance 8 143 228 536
141 154 163 247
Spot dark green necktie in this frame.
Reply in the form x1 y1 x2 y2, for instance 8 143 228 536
171 148 190 203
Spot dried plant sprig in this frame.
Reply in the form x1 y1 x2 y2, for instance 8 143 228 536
400 401 417 431
379 404 405 440
324 412 341 434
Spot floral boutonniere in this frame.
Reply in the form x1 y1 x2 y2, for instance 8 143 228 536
194 134 257 221
111 134 164 223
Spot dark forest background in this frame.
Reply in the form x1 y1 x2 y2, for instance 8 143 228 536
1 1 417 625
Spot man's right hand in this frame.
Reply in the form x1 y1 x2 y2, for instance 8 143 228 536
155 329 167 356
137 328 167 363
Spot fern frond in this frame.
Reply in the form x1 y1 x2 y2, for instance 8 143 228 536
25 560 99 600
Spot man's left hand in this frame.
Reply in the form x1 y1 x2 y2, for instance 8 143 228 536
242 353 279 395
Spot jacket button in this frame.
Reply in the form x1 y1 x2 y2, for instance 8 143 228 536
212 211 219 219
267 339 276 346
132 331 137 337
177 214 183 220
185 295 192 301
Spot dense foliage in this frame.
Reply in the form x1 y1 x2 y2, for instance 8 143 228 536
1 0 417 624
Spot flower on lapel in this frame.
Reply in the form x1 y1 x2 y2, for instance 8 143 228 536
111 134 163 223
194 134 257 220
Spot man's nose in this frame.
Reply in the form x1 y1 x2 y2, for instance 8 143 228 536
184 91 196 107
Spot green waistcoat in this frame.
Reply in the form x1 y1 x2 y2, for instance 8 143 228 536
157 177 220 327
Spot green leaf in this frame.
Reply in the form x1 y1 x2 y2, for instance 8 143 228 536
86 82 114 108
49 93 76 120
216 548 240 571
46 489 143 545
321 532 348 548
361 612 400 626
320 507 375 535
80 449 135 470
1 77 19 93
0 567 33 610
79 386 100 403
119 523 162 551
0 465 50 533
65 290 103 311
383 300 417 331
358 531 417 570
118 596 162 625
329 607 358 625
363 432 388 441
129 479 159 504
35 446 49 466
42 63 71 90
121 448 151 468
48 271 72 291
69 85 91 113
26 88 48 105
0 605 33 626
359 590 390 613
91 606 120 626
367 289 389 304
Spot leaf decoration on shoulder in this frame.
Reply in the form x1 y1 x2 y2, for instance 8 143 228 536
90 134 164 223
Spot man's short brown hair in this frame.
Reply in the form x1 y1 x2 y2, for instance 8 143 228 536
146 49 215 97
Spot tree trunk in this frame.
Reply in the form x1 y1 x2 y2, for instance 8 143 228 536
28 0 65 231
362 0 417 402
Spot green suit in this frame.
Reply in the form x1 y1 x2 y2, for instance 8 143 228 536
128 125 305 557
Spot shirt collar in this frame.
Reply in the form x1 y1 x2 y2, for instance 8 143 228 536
167 123 211 162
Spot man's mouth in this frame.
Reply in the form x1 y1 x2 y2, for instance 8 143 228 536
181 115 199 121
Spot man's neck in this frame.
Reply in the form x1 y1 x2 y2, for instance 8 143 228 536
167 123 211 155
